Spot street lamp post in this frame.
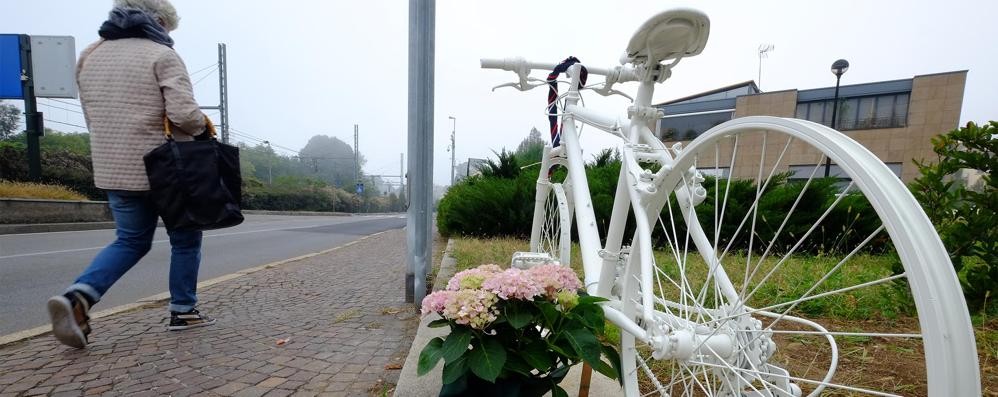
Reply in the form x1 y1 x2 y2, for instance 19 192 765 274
262 140 274 185
448 116 456 185
826 59 849 178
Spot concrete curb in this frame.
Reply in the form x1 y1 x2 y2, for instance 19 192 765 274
0 231 387 348
0 221 118 235
393 240 622 396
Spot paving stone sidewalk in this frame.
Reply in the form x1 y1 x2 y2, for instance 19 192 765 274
0 229 419 397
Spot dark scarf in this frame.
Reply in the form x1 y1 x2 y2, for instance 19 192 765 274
98 7 174 48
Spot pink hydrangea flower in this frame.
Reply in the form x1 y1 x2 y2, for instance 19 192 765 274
528 264 582 297
447 266 499 291
421 290 452 314
441 289 499 329
477 264 503 273
421 289 499 329
481 268 543 300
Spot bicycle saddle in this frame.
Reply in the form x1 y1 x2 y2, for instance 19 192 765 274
623 8 710 65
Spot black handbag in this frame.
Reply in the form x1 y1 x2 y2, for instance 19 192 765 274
143 117 244 231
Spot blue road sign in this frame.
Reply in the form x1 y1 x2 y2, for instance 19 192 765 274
356 183 364 195
0 34 23 99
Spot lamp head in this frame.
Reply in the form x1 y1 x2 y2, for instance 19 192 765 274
831 59 849 77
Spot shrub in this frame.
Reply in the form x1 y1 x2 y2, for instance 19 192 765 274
0 146 102 200
911 121 997 308
0 180 87 200
438 152 884 256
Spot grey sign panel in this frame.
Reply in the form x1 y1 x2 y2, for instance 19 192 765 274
30 35 77 98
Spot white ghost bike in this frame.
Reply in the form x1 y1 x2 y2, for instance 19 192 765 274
481 8 979 397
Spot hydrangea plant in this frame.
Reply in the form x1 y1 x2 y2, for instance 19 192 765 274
418 264 621 396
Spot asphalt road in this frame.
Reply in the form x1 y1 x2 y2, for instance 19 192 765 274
0 214 406 335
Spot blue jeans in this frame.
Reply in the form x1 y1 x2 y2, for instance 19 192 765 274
68 191 203 313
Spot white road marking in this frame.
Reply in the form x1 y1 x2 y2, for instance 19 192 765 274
0 217 398 260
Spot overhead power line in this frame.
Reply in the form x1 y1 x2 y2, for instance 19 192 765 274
46 98 82 108
192 66 218 86
39 101 84 115
188 63 218 77
44 119 88 130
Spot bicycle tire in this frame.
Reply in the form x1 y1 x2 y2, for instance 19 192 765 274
615 116 978 396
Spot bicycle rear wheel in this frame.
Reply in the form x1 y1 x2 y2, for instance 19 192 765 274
531 182 572 265
617 116 978 396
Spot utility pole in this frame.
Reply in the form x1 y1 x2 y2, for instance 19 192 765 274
218 43 229 143
407 0 435 304
400 152 405 193
18 35 42 180
199 43 229 142
448 116 456 185
354 124 360 188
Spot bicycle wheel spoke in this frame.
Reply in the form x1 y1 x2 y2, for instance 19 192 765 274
686 360 903 397
741 180 856 306
739 329 922 338
743 156 824 289
756 225 887 337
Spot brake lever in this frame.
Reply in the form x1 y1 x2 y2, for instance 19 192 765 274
592 84 634 101
491 78 546 92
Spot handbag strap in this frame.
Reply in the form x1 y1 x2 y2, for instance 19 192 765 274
163 116 217 140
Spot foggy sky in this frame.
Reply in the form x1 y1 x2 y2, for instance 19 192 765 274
3 0 996 185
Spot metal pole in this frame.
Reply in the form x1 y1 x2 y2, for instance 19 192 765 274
217 43 229 144
406 0 435 304
825 74 842 178
354 124 360 187
450 117 456 185
19 35 42 180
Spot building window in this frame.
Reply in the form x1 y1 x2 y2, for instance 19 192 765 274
787 162 902 181
660 111 734 141
795 93 909 131
697 167 730 178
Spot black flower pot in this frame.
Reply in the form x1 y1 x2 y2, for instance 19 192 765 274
439 368 569 397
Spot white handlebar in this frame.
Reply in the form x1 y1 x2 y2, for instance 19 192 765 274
480 57 640 82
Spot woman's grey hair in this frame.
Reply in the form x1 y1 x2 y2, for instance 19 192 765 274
113 0 180 31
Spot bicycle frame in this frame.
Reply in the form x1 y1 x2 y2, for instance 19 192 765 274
528 63 744 359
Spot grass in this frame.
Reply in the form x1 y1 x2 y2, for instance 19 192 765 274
448 236 998 395
0 180 87 201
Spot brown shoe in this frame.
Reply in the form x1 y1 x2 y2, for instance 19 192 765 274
47 292 92 348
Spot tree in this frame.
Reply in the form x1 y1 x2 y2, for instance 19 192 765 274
911 121 997 308
299 135 366 188
0 101 21 140
514 127 545 165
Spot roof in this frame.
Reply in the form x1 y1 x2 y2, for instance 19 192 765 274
654 80 760 106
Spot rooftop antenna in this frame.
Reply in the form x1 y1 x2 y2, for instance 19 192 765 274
758 44 774 90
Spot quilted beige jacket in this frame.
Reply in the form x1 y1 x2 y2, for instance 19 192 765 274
77 38 206 191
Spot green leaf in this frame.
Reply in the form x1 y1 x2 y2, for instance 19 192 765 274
441 354 469 384
468 338 507 383
506 302 533 329
441 328 473 363
521 341 553 371
590 359 618 381
504 354 533 376
564 328 601 365
577 295 608 305
538 301 560 328
549 339 574 358
427 318 450 328
417 337 444 376
601 344 623 383
551 385 569 397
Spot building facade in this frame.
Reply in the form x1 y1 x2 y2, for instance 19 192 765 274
654 71 967 182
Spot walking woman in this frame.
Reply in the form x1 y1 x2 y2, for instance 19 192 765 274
48 0 215 349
